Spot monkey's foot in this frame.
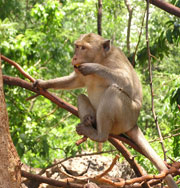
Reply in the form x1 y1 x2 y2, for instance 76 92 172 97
76 123 87 136
83 114 96 129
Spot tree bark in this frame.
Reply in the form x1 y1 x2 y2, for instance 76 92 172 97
0 56 21 187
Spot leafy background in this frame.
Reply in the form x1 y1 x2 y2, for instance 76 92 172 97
0 0 180 174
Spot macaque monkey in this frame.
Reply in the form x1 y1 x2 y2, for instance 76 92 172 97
35 33 177 187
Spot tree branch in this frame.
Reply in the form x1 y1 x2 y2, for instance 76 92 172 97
3 75 78 116
21 170 84 188
97 0 102 36
108 136 151 188
149 0 180 17
124 0 133 55
146 0 167 161
1 55 35 83
132 9 146 67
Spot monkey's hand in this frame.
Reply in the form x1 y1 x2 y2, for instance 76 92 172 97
33 79 47 89
77 63 99 76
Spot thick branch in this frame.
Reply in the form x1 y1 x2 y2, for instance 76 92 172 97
21 170 84 188
3 75 78 117
149 0 180 17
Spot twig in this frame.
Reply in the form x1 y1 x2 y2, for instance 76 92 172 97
26 93 40 101
61 161 91 177
145 0 167 161
1 55 35 83
95 155 119 180
124 0 133 55
76 136 88 145
35 113 71 141
132 9 146 67
150 132 180 143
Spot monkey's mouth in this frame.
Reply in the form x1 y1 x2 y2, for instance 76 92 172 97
74 65 80 68
74 63 82 68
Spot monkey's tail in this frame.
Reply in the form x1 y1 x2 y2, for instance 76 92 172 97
126 126 178 188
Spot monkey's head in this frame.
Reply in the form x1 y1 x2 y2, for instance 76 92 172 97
72 33 111 68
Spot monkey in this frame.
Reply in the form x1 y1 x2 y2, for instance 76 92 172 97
35 33 178 188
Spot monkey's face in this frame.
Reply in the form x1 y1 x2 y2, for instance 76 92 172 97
72 33 111 68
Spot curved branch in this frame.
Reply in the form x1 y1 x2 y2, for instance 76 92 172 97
3 75 78 117
149 0 180 17
1 55 35 83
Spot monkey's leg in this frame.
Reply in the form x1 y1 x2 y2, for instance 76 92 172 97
77 87 114 142
77 94 96 128
126 125 178 188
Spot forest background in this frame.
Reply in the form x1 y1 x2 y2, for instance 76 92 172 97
0 0 180 175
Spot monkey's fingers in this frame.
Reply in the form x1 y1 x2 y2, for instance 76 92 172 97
76 136 88 145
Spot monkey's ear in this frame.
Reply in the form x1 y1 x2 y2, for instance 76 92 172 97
102 40 111 52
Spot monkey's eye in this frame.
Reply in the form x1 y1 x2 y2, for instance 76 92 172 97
81 46 86 50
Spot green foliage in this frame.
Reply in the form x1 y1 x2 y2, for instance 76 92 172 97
0 0 180 172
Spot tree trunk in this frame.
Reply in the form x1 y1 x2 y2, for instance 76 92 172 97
0 56 21 187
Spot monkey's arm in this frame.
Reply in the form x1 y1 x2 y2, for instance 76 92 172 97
35 71 85 90
77 63 128 83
